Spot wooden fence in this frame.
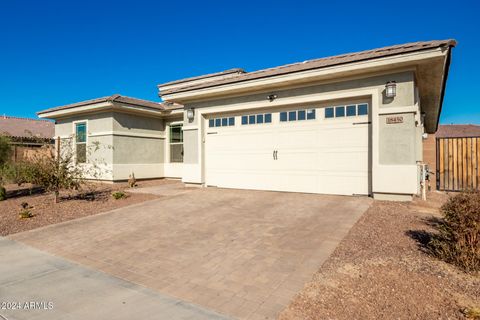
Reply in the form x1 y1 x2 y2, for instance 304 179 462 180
436 137 480 191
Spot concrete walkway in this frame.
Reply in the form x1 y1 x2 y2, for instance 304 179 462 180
0 238 229 320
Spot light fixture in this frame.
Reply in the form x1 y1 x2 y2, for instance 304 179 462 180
385 81 397 98
186 108 194 121
267 94 278 102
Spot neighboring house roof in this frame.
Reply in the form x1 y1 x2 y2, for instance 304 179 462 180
37 94 166 115
436 124 480 138
159 39 456 95
0 116 54 139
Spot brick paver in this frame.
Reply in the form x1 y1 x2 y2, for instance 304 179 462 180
10 186 371 319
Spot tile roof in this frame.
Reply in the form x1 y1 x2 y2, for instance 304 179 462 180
160 39 457 95
436 124 480 138
37 94 166 115
160 68 245 87
0 116 54 139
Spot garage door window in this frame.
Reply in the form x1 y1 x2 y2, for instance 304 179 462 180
209 117 235 127
358 104 368 115
325 103 369 119
241 113 272 125
170 124 183 163
280 109 316 122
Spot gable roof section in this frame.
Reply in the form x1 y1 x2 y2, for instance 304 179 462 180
159 39 456 95
37 94 165 116
0 116 54 139
436 124 480 138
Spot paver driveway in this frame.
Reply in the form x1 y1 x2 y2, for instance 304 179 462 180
9 186 372 319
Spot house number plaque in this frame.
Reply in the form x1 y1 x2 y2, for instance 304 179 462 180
386 116 404 124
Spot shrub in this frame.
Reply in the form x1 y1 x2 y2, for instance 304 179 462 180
112 191 127 200
428 191 480 272
0 135 12 166
18 202 33 219
0 186 5 201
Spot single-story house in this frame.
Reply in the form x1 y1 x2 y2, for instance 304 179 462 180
37 39 456 201
0 116 54 162
423 124 480 191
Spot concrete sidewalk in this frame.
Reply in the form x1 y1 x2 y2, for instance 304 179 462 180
0 238 229 320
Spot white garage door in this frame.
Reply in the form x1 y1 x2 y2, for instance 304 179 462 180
205 103 370 195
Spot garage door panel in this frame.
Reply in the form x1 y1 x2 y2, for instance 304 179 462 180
205 108 370 196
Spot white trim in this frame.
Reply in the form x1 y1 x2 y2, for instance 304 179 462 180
182 126 200 131
39 102 112 119
89 131 165 139
162 48 446 102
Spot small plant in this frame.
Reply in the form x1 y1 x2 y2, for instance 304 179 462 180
428 191 480 272
128 173 137 188
112 191 127 200
18 202 33 219
464 306 480 320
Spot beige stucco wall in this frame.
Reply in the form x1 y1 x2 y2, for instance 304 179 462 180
180 70 421 197
55 113 114 180
54 111 169 180
379 113 416 165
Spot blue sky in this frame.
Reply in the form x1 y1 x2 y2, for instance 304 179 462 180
0 0 478 124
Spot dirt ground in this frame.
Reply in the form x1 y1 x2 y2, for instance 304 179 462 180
0 179 171 236
280 192 480 320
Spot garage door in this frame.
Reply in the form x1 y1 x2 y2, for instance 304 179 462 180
205 103 370 195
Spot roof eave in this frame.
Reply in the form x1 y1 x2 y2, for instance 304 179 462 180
161 47 449 103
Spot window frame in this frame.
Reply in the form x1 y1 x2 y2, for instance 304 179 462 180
169 123 184 163
73 120 88 164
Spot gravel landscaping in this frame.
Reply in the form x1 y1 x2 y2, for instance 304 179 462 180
0 179 171 236
280 192 480 320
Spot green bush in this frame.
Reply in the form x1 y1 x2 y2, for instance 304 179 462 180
112 191 127 200
428 191 480 272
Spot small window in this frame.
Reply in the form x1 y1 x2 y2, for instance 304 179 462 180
298 110 306 120
221 118 228 126
75 122 87 163
280 112 287 122
335 106 345 117
257 114 264 124
346 105 356 117
215 118 221 127
209 119 215 127
241 115 248 125
265 113 272 123
358 103 368 116
288 111 297 121
228 117 235 126
249 115 256 124
169 124 183 163
307 109 316 120
325 107 334 118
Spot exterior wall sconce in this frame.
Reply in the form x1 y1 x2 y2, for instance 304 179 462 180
186 108 195 121
267 94 278 102
385 81 397 98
